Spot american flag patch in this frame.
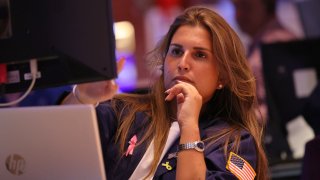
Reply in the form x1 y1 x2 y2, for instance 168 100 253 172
226 152 256 180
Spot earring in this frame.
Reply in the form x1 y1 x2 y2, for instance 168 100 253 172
218 84 223 89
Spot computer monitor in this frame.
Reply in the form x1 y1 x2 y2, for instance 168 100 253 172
261 38 320 165
0 0 117 93
261 38 320 124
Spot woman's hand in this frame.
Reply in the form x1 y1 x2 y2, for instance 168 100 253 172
165 81 202 129
166 81 206 180
74 79 119 104
62 57 125 105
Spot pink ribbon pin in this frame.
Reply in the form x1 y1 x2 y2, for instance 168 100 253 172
125 135 137 156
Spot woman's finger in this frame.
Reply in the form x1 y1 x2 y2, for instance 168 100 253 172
117 57 126 74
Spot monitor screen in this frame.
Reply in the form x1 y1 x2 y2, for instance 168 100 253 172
0 0 117 93
261 38 320 165
261 38 320 123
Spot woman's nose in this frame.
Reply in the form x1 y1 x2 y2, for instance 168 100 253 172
178 54 190 72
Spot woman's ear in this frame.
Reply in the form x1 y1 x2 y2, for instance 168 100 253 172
217 78 225 89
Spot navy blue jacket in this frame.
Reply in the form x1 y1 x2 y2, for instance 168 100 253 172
96 101 257 180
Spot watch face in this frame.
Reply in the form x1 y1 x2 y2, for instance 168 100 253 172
197 142 204 149
195 141 205 152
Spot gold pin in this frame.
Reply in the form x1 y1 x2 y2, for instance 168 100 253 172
161 161 172 170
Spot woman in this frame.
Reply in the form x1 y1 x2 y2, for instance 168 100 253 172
63 6 268 180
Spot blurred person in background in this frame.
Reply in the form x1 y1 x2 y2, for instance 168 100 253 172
232 0 298 122
232 0 299 164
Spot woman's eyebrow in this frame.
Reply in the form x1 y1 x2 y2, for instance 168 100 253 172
194 47 212 53
169 43 182 48
170 44 211 52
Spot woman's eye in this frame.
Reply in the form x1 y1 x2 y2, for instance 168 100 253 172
169 47 183 57
194 52 207 59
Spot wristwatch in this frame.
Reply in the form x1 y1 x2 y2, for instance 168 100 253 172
178 141 205 152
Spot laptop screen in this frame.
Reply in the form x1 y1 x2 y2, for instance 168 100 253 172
0 105 106 180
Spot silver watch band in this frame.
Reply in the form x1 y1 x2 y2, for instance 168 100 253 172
178 141 205 152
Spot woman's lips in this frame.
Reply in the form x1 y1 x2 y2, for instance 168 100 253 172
173 76 193 84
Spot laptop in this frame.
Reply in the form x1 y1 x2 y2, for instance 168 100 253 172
0 104 106 180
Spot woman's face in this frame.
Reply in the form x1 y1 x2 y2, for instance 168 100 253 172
164 25 221 103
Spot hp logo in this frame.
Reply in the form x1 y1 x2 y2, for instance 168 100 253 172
5 154 26 175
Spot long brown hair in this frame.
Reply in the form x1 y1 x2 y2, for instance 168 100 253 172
112 6 268 179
